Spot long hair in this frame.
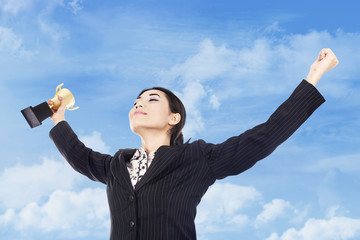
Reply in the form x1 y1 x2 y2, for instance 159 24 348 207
137 87 186 146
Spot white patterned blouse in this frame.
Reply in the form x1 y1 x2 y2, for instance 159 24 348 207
126 147 157 189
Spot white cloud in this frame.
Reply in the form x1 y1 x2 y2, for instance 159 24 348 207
265 21 285 34
176 81 207 137
80 131 111 154
196 182 261 232
0 0 65 15
274 29 360 100
267 216 360 240
38 18 70 43
161 39 238 83
325 205 349 219
0 0 35 14
0 158 80 209
0 26 22 52
158 29 360 137
0 0 70 45
160 37 277 138
304 153 360 173
255 199 298 226
0 26 34 56
0 188 109 236
210 94 220 110
68 0 83 14
160 39 249 137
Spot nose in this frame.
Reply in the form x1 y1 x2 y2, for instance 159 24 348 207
135 102 143 109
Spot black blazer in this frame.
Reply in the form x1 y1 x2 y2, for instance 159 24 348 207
49 80 325 240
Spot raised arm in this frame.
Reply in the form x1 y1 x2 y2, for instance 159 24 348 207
49 97 111 184
203 49 338 179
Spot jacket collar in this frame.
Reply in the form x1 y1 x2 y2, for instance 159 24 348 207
111 144 188 191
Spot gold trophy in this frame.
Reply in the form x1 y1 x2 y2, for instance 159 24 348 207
21 83 79 128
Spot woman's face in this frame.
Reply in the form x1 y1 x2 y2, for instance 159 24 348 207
129 90 179 136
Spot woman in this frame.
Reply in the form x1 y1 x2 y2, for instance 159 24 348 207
49 49 338 240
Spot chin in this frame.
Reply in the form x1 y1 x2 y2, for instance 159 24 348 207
130 123 146 135
129 123 138 134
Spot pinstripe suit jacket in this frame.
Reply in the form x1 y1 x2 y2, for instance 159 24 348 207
49 80 325 240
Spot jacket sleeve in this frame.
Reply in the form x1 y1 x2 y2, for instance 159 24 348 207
202 80 326 179
49 121 112 184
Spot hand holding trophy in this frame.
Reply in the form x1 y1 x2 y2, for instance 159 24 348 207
21 83 78 128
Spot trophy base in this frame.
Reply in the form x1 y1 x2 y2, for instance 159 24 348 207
21 102 53 128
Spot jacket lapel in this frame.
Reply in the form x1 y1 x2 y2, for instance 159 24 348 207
111 149 136 190
134 144 188 191
111 145 188 192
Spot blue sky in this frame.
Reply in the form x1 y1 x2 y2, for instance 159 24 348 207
0 0 360 239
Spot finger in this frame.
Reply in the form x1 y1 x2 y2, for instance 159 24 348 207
325 48 333 54
47 99 57 113
317 49 324 61
58 95 67 107
58 95 66 111
322 48 339 70
322 48 338 64
319 49 327 61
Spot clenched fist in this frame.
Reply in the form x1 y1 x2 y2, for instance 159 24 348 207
48 95 67 126
306 48 339 86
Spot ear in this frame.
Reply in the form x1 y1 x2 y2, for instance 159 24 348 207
169 113 181 126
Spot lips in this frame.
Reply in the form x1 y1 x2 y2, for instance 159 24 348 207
134 110 147 116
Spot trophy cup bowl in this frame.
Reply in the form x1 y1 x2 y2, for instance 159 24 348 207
21 83 79 128
49 83 79 111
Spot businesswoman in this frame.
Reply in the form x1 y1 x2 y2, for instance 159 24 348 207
49 49 338 240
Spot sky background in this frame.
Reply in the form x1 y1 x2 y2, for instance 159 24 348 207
0 0 360 239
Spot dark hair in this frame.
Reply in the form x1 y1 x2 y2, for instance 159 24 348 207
138 87 186 146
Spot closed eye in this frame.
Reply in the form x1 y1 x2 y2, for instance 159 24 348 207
133 99 158 106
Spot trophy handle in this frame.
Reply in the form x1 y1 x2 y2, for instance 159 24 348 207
55 83 64 95
67 106 79 111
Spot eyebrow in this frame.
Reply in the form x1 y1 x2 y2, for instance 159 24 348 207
137 93 161 99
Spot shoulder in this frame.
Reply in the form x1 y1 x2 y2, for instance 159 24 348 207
182 139 216 158
113 148 137 162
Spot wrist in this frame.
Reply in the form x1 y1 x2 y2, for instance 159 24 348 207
306 69 323 87
54 118 66 126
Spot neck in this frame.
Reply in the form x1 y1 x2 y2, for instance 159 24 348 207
139 130 171 154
